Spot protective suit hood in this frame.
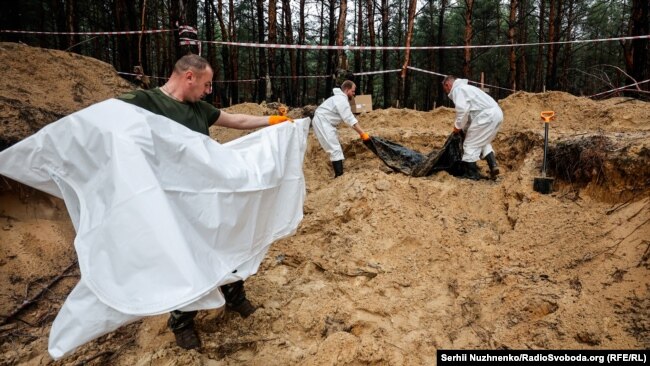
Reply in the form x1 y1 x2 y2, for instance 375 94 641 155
332 88 347 98
451 78 469 92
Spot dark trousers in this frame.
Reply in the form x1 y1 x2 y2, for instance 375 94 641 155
168 280 246 331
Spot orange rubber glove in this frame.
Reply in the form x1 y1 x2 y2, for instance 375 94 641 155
269 115 292 125
360 132 370 141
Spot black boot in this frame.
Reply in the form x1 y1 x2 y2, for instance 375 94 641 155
221 280 256 318
484 152 500 179
462 161 482 180
168 310 201 349
332 160 344 178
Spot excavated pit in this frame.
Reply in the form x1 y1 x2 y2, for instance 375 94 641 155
336 129 649 203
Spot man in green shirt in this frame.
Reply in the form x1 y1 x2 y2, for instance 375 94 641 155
119 54 291 351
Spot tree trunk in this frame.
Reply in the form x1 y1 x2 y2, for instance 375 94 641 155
216 0 230 105
395 0 404 106
185 0 198 30
204 1 216 103
268 0 278 101
325 0 336 93
436 0 448 107
381 0 390 107
256 0 267 102
425 0 436 110
298 0 307 105
229 0 239 104
365 0 376 98
546 0 558 90
560 0 574 91
282 0 297 105
336 0 348 77
170 0 181 58
65 0 79 50
51 0 67 49
114 0 136 73
625 0 649 93
400 0 417 107
316 1 325 100
354 0 363 88
462 0 474 78
517 0 528 91
535 0 545 91
508 0 518 91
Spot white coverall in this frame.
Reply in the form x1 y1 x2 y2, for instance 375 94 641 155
448 79 503 162
313 88 358 161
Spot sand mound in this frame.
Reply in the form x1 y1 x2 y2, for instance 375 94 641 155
1 43 648 365
499 91 650 133
0 42 134 149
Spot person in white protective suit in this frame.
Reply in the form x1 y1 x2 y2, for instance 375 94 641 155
442 75 503 180
312 80 370 177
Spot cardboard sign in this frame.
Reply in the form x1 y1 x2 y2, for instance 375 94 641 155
350 95 373 114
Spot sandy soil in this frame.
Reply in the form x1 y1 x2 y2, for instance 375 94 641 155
0 43 648 366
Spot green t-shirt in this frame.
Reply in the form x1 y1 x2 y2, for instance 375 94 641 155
118 88 221 136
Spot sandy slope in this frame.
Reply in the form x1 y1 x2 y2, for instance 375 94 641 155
0 43 648 365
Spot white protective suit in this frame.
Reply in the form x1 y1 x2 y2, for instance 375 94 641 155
312 88 358 161
0 99 310 359
448 79 503 162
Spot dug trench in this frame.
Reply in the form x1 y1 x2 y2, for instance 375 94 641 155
339 128 650 203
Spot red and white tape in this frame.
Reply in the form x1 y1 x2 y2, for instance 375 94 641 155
184 34 650 51
353 69 401 76
178 26 198 35
3 27 646 51
268 75 330 79
117 71 168 81
0 29 174 36
407 66 516 93
406 66 445 77
214 79 259 83
179 39 202 54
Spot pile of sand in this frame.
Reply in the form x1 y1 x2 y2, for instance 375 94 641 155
0 42 134 149
0 43 648 365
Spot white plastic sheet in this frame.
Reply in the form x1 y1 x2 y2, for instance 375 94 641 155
0 99 309 359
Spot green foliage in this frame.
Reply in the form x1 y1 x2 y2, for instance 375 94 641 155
0 0 643 106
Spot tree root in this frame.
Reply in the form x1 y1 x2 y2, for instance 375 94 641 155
1 260 78 326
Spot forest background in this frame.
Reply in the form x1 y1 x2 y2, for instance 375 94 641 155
1 0 648 110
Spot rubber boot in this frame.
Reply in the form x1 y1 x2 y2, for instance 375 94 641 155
462 161 482 180
168 310 201 349
484 152 500 179
221 280 257 318
332 160 344 178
